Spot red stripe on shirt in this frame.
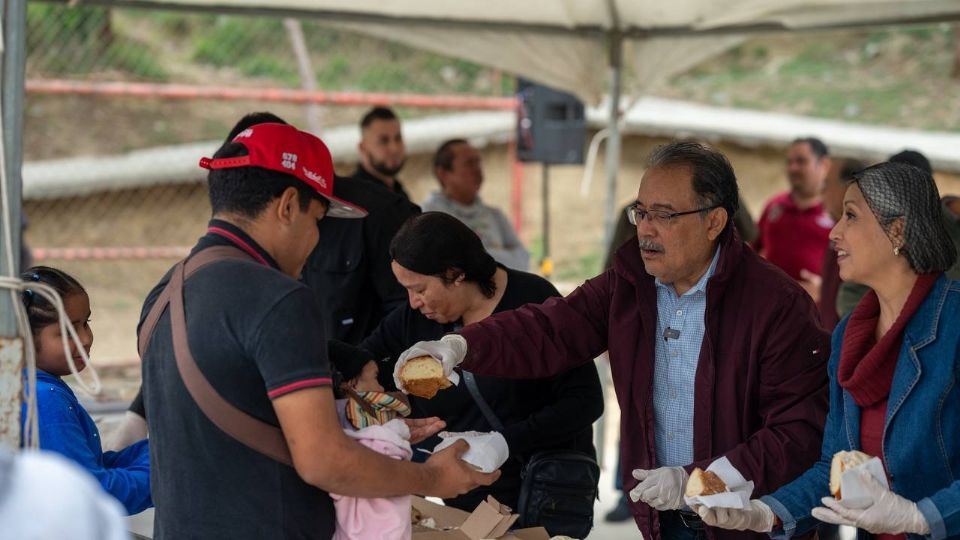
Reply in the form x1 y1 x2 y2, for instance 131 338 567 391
207 226 271 267
267 377 332 399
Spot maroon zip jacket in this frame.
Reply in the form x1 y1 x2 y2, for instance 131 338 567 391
460 228 829 540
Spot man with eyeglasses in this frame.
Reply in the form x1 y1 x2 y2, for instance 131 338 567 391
394 141 830 540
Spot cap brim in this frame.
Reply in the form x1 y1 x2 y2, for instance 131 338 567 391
323 193 367 219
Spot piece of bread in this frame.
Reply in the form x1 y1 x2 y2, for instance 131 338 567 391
685 468 728 497
399 356 451 399
830 450 872 499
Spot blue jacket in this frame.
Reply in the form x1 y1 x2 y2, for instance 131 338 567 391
763 275 960 540
22 370 152 515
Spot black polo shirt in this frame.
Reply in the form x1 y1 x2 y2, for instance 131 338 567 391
141 219 334 540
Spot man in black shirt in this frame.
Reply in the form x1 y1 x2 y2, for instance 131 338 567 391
140 121 498 539
297 106 421 343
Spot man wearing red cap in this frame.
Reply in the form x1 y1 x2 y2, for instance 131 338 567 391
139 122 497 539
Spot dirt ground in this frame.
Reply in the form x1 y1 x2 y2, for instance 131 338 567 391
27 134 960 402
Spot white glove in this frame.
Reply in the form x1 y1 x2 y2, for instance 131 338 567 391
630 467 689 511
694 499 776 532
393 334 468 393
811 470 930 535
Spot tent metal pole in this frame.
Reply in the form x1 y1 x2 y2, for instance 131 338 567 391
593 13 624 470
602 32 623 257
0 0 27 449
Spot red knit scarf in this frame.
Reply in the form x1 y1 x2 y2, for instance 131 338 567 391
838 274 938 407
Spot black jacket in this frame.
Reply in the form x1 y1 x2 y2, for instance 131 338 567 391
302 170 420 344
353 165 412 202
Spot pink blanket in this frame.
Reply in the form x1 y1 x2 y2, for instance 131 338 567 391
331 420 413 540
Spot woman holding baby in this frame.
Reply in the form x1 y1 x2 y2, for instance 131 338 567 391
699 162 960 540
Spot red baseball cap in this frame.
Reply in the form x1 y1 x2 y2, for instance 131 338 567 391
199 123 367 219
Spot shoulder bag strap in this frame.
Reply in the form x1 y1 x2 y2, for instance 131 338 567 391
139 245 293 466
461 371 504 432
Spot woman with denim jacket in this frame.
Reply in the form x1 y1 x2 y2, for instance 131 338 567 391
691 161 960 540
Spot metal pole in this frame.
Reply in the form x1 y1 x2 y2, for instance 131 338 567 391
283 18 323 134
596 0 624 466
539 163 552 278
0 0 28 449
602 32 623 252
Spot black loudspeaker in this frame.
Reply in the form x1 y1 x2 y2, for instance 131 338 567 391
516 79 586 165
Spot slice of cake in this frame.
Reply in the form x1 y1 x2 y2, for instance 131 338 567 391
830 450 871 499
685 467 728 497
399 356 452 399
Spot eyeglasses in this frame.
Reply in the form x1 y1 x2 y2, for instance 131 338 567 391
626 203 721 226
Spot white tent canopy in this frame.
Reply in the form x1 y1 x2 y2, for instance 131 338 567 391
72 0 960 246
75 0 960 101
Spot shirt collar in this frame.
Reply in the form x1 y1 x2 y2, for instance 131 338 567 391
784 193 824 214
438 191 482 210
203 219 280 270
655 245 721 296
353 164 402 188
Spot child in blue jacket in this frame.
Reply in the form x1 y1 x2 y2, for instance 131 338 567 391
20 266 152 515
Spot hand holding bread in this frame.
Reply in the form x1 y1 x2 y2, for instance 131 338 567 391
397 356 452 399
829 450 871 500
812 468 930 535
393 335 468 398
686 468 729 497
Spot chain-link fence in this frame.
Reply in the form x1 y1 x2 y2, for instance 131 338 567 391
31 3 958 396
22 3 522 386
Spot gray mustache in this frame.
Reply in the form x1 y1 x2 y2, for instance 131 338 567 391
637 239 664 253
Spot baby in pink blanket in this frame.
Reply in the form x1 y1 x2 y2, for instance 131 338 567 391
329 340 413 540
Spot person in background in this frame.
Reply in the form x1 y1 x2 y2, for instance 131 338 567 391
755 138 834 293
798 158 865 332
355 106 412 201
694 161 960 540
294 108 421 344
837 150 960 316
422 139 530 270
20 266 152 515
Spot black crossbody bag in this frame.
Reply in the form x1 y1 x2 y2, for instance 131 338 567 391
461 371 600 539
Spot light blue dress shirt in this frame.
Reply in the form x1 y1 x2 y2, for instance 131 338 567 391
652 247 721 467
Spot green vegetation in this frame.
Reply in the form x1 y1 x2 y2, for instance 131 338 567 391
24 6 960 134
528 236 603 282
26 6 506 95
663 24 960 131
27 4 167 80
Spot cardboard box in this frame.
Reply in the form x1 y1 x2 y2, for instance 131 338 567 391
411 496 550 540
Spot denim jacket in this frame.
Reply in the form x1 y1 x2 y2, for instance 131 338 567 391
762 275 960 540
